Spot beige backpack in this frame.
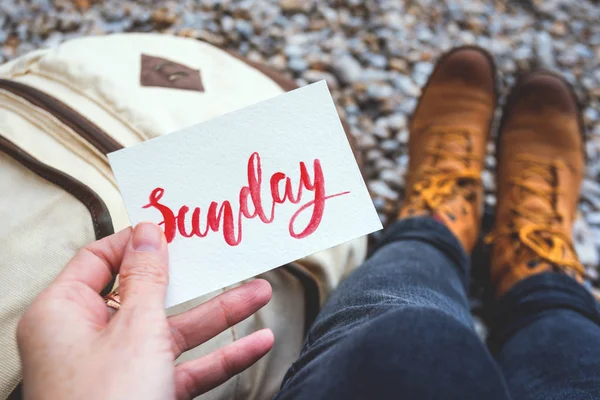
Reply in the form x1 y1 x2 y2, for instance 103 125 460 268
0 33 368 400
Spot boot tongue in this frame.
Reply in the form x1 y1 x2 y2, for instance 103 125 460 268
514 175 555 216
435 137 471 171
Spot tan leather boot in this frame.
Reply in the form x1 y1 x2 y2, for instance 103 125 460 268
398 47 496 253
488 72 587 297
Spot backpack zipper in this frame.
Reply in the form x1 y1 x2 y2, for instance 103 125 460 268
0 79 122 154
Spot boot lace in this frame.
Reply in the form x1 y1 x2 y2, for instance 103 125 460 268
486 154 585 277
404 129 481 216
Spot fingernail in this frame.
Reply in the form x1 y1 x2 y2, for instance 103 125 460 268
132 223 163 252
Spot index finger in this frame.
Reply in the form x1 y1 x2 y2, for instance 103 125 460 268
54 227 132 293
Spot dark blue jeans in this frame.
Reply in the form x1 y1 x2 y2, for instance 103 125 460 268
275 217 600 400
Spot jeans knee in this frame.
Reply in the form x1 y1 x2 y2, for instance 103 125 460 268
356 307 481 364
339 308 509 399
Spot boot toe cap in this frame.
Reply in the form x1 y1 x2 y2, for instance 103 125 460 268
507 72 579 116
429 47 496 93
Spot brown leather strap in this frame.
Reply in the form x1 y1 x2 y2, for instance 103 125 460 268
140 54 205 92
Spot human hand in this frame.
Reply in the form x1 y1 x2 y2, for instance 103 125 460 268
17 223 274 400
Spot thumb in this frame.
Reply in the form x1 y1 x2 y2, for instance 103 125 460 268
118 222 169 310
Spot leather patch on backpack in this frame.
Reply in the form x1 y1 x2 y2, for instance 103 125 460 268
140 54 205 92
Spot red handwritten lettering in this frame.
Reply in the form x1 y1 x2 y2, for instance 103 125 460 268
143 152 350 246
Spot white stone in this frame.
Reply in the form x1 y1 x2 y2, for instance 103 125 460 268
573 217 600 267
369 180 399 200
380 169 405 187
331 54 362 84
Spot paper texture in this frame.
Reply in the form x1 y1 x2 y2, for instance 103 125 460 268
109 81 382 307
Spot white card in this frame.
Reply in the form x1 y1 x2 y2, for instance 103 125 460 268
109 81 382 307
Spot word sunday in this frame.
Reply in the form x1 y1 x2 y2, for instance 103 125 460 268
143 152 350 246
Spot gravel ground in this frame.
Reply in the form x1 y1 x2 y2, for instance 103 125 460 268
1 0 599 285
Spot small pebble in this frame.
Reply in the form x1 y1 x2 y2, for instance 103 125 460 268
389 58 409 73
392 75 421 97
331 53 362 85
287 57 308 73
380 169 405 187
388 113 408 131
588 212 600 225
375 157 395 170
380 139 398 153
280 0 313 13
396 129 409 144
574 218 600 267
369 180 399 200
303 69 339 89
372 125 391 139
